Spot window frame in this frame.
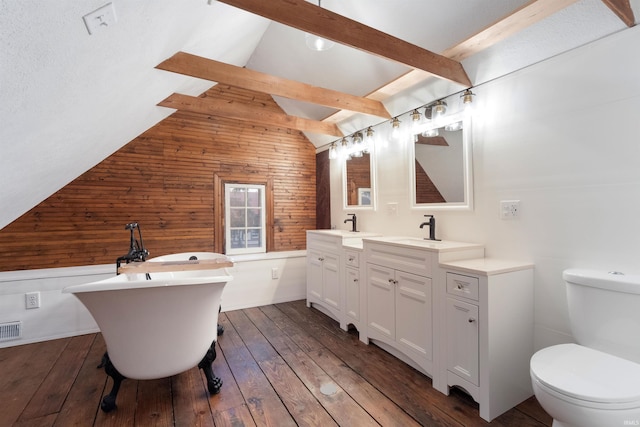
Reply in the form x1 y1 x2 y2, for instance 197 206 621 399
224 183 266 255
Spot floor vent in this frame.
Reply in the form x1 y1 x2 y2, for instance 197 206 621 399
0 321 22 342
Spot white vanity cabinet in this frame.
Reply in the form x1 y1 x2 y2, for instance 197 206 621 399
306 232 342 322
363 238 483 377
439 259 534 422
343 248 362 331
306 230 380 331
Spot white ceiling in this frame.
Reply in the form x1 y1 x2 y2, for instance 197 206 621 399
0 0 637 229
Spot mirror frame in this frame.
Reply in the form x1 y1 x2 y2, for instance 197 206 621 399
342 146 377 211
409 113 473 211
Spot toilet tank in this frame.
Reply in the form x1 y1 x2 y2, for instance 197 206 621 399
564 269 640 364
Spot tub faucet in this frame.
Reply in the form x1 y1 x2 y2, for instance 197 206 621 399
116 222 149 274
419 215 440 241
344 213 358 232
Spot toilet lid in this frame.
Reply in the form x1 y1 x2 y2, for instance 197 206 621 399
531 343 640 404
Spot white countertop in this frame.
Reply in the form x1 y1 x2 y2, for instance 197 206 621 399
440 258 534 276
362 236 483 253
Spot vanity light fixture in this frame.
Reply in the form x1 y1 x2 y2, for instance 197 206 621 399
461 89 475 105
328 142 338 159
364 126 375 152
325 87 478 161
305 0 335 51
351 132 363 158
432 100 447 118
411 109 422 132
391 117 401 140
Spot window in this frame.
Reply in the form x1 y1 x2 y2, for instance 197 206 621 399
224 183 266 255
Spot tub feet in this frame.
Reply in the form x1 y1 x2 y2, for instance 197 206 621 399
98 352 126 412
198 340 223 395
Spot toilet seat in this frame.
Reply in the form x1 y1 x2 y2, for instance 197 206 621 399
531 343 640 409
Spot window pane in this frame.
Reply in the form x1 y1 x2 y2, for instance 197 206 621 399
229 208 246 227
247 208 261 227
230 229 246 249
247 188 261 207
229 189 246 207
247 229 262 248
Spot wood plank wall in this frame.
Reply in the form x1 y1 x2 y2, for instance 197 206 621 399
415 160 445 204
0 85 317 271
315 150 331 229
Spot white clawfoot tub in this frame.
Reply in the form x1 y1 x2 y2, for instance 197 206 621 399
63 252 232 411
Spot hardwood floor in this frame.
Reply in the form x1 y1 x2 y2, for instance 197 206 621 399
0 300 552 427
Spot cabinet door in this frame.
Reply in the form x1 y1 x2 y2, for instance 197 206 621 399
322 252 340 310
396 271 432 361
345 267 359 321
367 263 395 339
307 249 323 300
446 297 479 385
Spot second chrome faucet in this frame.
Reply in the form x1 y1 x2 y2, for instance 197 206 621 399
419 215 440 241
344 213 358 232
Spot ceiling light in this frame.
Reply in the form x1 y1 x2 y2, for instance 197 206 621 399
305 33 335 51
305 1 335 51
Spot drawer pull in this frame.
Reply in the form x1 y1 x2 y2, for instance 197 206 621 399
318 257 325 261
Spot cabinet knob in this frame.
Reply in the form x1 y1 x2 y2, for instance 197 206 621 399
348 256 355 261
353 278 358 283
468 318 476 323
318 257 324 261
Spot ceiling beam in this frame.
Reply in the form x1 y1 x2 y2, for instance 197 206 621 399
157 52 390 119
442 0 581 62
324 0 581 124
216 0 471 87
600 0 635 27
158 93 344 137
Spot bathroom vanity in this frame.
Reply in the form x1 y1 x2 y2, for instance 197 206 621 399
306 230 380 332
362 237 483 378
306 231 535 422
439 258 534 422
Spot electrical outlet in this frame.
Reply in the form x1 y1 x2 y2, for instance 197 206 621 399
271 267 279 279
25 292 40 309
500 200 520 219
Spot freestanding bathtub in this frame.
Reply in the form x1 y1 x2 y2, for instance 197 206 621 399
63 252 232 412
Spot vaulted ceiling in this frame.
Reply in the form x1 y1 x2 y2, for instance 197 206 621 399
0 0 637 229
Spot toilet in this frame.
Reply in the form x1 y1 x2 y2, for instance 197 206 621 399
530 269 640 427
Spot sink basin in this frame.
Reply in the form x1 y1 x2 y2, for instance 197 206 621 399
363 236 483 252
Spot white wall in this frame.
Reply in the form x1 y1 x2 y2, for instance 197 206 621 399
0 252 306 348
331 25 640 351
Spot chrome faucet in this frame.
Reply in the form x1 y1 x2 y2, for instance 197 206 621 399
419 215 440 241
344 213 358 232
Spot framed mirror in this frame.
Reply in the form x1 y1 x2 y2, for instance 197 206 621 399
343 150 376 210
409 113 473 210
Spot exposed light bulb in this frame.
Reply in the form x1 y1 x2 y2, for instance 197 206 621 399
411 109 422 132
391 117 401 141
433 100 447 118
328 142 338 160
305 33 335 51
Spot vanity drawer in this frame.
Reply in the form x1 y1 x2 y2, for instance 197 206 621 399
344 250 360 268
447 272 479 301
